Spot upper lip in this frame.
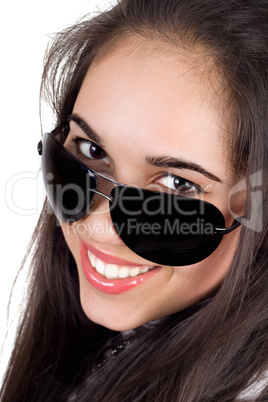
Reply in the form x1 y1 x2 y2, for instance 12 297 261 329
84 242 154 267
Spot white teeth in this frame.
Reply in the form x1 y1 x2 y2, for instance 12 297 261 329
95 259 105 275
105 264 119 279
130 268 141 277
119 267 130 278
87 250 154 279
90 253 97 269
140 267 149 273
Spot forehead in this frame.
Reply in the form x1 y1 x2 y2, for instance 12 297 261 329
73 39 231 180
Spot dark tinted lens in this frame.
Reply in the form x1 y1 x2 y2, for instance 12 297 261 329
110 186 225 266
42 132 97 222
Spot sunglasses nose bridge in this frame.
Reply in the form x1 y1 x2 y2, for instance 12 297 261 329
94 173 116 201
86 173 115 217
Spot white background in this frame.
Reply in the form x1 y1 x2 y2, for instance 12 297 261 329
0 0 116 384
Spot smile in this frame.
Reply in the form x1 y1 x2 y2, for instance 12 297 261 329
87 249 154 279
80 241 161 294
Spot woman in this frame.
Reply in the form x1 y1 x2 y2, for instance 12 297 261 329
1 0 268 400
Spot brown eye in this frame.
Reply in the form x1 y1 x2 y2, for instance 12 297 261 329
156 173 203 195
88 143 106 159
79 140 109 163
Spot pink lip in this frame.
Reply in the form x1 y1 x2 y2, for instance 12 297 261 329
85 243 152 266
80 241 161 294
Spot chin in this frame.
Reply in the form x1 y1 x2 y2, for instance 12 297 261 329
80 301 146 331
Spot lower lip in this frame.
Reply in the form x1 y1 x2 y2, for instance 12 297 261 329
80 242 161 294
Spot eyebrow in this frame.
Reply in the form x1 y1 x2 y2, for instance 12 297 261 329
68 114 223 184
68 114 105 147
146 156 223 183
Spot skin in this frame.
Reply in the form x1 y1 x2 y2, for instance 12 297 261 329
60 39 244 331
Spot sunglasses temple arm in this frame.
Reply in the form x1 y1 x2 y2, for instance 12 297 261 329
88 188 114 202
214 217 243 235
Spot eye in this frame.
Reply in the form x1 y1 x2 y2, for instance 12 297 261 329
155 173 203 195
75 138 109 164
80 140 106 159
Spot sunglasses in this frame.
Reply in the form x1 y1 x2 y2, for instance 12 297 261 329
37 122 242 266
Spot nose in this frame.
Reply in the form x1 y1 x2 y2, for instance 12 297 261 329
78 177 121 243
87 170 117 213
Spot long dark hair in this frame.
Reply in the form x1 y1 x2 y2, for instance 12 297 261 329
1 0 268 400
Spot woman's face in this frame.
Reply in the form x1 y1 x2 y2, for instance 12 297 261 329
60 41 243 330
